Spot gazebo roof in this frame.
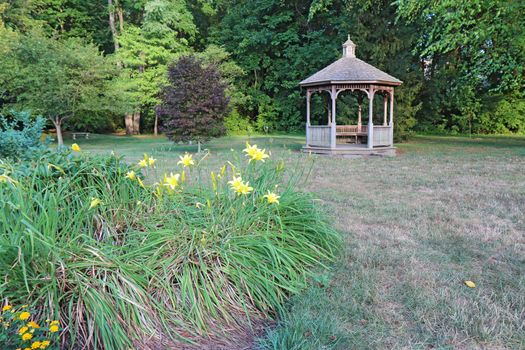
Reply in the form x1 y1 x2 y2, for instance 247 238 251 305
300 36 402 87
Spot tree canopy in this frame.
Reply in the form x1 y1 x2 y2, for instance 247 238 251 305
0 0 523 139
0 28 125 145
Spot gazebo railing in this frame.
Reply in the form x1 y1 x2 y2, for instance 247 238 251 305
373 126 392 146
307 125 331 147
307 124 393 148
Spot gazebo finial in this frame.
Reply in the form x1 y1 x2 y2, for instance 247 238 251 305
342 35 356 58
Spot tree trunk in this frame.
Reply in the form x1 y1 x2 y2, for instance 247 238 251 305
117 2 124 33
132 110 140 134
125 113 133 135
53 117 64 147
108 0 119 52
154 113 158 136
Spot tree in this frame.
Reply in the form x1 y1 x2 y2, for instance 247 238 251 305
113 0 197 135
157 56 230 152
0 29 126 145
395 0 525 133
214 0 421 137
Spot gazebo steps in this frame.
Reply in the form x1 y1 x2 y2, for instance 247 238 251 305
302 145 396 156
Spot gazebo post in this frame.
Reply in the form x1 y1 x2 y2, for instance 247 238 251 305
383 94 388 126
367 88 374 149
330 86 337 149
306 89 311 146
357 96 362 132
389 90 394 145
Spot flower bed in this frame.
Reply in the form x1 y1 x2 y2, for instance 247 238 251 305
0 144 340 349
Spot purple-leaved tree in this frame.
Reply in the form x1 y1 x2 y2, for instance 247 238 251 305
157 56 230 152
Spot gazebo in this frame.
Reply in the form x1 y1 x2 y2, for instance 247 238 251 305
300 36 402 155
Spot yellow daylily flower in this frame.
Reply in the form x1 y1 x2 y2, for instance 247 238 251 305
40 340 50 348
19 326 29 335
228 176 253 195
464 280 476 288
243 142 258 157
89 198 103 209
125 170 136 180
163 173 180 190
177 153 195 167
148 157 156 167
234 181 253 195
21 332 33 341
19 312 30 320
243 142 269 162
2 305 12 312
263 191 280 204
228 176 243 190
71 143 81 152
138 159 148 168
31 341 41 349
49 324 59 333
251 149 269 162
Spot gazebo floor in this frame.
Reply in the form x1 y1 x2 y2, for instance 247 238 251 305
303 143 396 156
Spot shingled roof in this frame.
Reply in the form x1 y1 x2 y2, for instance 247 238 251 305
300 36 402 87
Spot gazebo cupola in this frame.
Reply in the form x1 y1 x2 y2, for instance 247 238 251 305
342 35 356 58
300 35 402 155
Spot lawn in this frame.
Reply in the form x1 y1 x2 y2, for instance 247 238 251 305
68 133 525 349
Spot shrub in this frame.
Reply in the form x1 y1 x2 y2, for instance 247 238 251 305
0 144 340 349
224 108 254 135
0 111 46 160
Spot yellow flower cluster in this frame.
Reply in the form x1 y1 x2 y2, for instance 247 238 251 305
118 145 281 205
226 175 280 204
243 143 269 163
138 153 156 168
228 176 253 195
2 304 59 349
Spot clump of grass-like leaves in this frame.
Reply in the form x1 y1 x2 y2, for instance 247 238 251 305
0 145 340 349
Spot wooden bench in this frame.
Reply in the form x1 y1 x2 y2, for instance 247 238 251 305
72 132 90 140
336 125 368 144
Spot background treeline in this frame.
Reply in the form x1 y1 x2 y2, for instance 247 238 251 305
0 0 523 139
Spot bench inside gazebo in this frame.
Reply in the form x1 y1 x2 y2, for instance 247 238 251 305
300 36 402 156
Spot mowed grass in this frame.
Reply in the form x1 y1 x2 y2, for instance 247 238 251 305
67 133 525 349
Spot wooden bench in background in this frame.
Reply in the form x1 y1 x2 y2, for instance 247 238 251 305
72 132 90 140
336 125 368 144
